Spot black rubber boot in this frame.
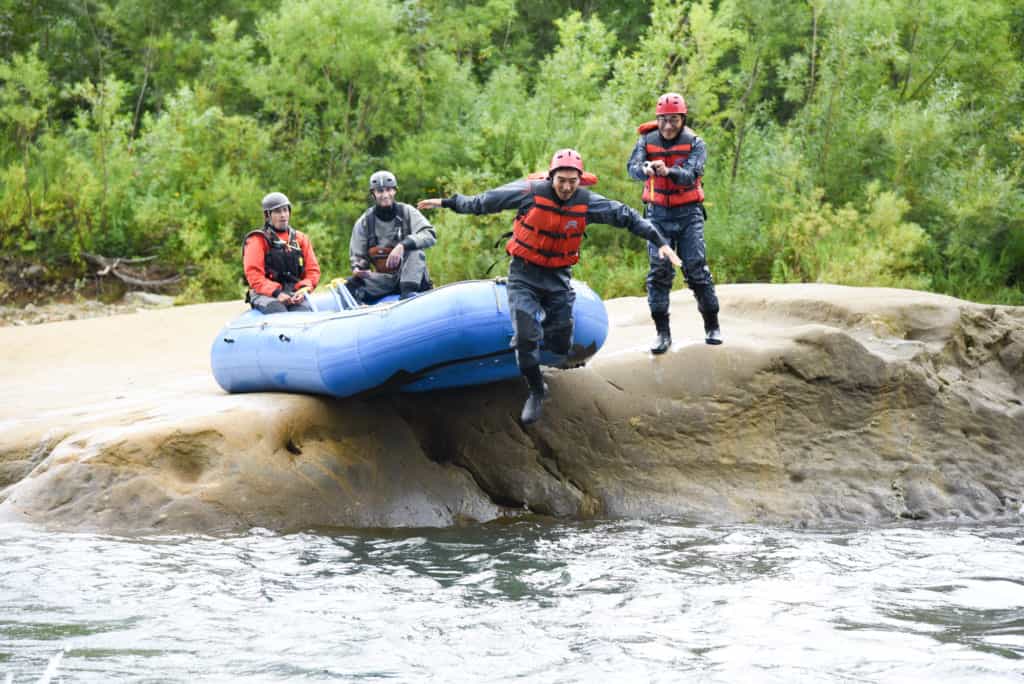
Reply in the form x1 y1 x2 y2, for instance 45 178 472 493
520 365 548 425
703 311 723 345
650 313 672 355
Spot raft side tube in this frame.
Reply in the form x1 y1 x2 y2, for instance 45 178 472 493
210 279 608 398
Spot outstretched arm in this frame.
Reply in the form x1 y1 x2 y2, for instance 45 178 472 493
586 193 682 267
417 180 533 215
416 198 443 211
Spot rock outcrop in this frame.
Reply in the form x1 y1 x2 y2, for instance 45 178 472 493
1 284 1022 532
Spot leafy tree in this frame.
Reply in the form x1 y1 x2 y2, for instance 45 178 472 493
0 0 1021 304
0 46 52 222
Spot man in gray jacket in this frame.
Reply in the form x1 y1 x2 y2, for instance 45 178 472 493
348 170 436 302
419 148 681 425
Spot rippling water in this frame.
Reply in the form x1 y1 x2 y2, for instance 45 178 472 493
1 520 1022 682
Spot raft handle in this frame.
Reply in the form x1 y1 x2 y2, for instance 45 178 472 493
279 334 291 343
222 337 235 344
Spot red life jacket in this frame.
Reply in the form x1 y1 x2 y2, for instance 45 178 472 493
641 129 705 207
506 182 589 268
242 225 305 286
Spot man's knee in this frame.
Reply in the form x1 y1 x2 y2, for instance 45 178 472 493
544 319 574 356
513 310 542 369
513 309 542 351
647 268 675 291
255 299 287 314
399 272 432 298
683 260 712 285
647 265 675 308
345 279 369 304
647 248 676 283
690 282 719 314
399 250 428 279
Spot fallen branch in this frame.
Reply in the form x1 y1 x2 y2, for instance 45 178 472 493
82 252 182 289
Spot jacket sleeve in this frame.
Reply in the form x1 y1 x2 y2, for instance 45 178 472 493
400 205 438 252
667 135 706 187
626 136 649 182
349 212 370 271
585 192 668 247
443 180 533 215
295 231 320 291
243 235 283 297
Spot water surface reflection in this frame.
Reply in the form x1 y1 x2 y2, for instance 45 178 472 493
1 521 1022 681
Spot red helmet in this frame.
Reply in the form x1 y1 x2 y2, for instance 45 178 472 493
548 148 584 175
656 92 687 116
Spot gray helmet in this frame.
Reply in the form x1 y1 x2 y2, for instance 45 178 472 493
261 192 291 213
369 170 397 192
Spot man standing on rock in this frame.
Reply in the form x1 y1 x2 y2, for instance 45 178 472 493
347 170 437 303
243 192 321 313
628 92 722 352
418 148 682 425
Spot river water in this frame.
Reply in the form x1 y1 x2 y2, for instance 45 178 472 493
1 520 1022 682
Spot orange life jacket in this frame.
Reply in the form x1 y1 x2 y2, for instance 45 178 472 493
640 128 705 207
506 182 589 268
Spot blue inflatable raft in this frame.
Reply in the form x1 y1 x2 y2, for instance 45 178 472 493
210 278 609 399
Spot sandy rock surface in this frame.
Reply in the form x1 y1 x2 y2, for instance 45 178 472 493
1 284 1022 532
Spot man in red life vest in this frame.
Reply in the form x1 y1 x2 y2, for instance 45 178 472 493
242 192 321 313
628 92 723 352
418 149 682 425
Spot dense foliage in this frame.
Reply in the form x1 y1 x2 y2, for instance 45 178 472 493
1 0 1022 303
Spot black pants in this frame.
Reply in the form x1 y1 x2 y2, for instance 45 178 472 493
506 257 574 371
645 203 718 317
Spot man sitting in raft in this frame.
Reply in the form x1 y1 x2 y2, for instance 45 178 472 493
243 192 321 313
347 170 437 303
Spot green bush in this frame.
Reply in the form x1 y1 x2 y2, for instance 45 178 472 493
0 0 1020 306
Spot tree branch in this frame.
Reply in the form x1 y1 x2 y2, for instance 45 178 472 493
82 252 181 289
